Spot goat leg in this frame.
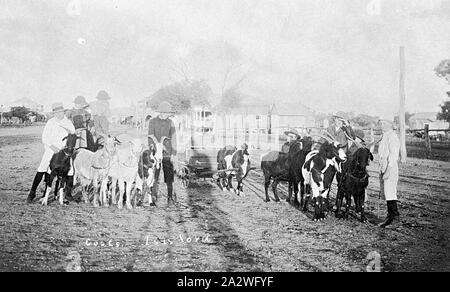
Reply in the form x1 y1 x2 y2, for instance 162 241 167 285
264 178 271 202
58 177 66 205
343 192 351 220
41 173 55 206
287 182 293 203
359 192 367 223
117 178 125 209
125 181 133 210
335 189 343 219
93 177 100 207
100 177 109 207
293 182 300 207
272 180 280 202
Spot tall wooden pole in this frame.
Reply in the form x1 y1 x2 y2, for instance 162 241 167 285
399 46 407 163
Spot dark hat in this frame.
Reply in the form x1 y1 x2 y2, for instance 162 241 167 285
51 102 66 113
96 90 112 101
157 101 175 114
74 96 89 109
284 129 301 138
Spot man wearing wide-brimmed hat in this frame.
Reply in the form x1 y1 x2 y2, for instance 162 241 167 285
27 103 75 204
148 101 177 205
281 129 301 153
327 115 353 147
90 90 112 144
377 119 401 228
67 96 93 150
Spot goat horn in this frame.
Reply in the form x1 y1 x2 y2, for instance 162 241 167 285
159 136 170 143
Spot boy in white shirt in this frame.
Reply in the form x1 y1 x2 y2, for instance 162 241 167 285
27 103 75 203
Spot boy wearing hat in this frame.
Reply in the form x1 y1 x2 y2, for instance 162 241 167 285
148 101 177 205
90 90 112 144
27 103 75 203
67 96 92 150
377 119 401 228
281 129 301 153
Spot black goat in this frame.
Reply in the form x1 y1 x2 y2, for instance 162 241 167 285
41 133 79 206
335 147 373 222
261 136 313 204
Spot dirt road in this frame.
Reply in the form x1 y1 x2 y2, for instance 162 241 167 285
0 125 449 271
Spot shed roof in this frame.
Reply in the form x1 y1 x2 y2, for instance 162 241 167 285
410 112 439 122
272 103 314 116
228 104 272 115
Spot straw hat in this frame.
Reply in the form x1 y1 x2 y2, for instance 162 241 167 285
284 129 301 138
74 96 89 109
51 102 66 113
95 90 112 101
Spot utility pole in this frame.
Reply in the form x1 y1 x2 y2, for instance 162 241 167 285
399 46 407 163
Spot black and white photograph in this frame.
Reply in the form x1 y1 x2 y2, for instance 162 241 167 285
0 0 449 275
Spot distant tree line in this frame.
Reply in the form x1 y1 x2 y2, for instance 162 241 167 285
1 106 46 124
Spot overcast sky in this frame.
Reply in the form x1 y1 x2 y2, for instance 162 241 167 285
0 0 449 118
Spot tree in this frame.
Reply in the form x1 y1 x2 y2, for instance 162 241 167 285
10 106 31 122
435 59 450 83
437 95 450 123
147 79 212 113
351 114 380 128
218 86 242 111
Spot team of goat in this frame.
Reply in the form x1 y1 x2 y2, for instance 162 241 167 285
41 131 373 221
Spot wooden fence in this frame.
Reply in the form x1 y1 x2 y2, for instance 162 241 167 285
409 125 450 157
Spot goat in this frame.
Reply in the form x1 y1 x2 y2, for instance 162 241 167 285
109 138 144 209
216 145 237 191
301 134 347 221
335 147 374 222
41 134 79 206
148 135 170 170
72 135 119 206
134 146 156 207
217 143 251 195
261 136 313 204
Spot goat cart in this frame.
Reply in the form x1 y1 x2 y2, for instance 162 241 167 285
175 146 240 189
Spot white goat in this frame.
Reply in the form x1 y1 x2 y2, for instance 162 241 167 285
109 138 144 209
73 136 118 207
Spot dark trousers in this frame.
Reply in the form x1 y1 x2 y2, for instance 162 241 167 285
153 157 174 200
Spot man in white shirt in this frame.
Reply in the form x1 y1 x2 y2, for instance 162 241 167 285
377 119 401 228
27 103 75 203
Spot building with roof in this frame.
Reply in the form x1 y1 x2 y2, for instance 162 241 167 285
409 112 449 130
271 103 316 132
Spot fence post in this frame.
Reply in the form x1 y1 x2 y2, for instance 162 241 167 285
424 124 432 158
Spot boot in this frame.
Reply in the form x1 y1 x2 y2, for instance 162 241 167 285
65 176 75 202
378 201 398 228
390 200 400 226
27 172 45 203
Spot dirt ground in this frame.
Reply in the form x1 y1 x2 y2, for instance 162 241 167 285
0 125 449 272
